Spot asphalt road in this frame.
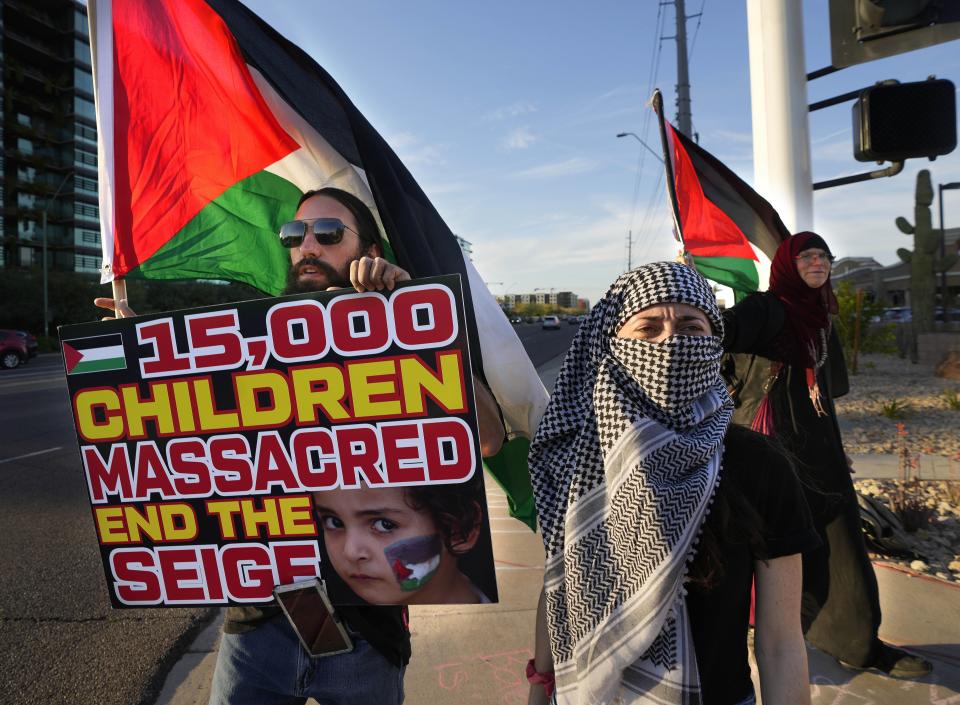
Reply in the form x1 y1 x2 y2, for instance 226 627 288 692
507 319 578 368
0 355 210 705
0 322 576 705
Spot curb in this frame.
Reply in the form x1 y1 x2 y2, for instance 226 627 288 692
874 561 960 590
153 612 224 705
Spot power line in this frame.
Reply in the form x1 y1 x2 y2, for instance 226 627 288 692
686 0 706 141
626 4 667 250
688 0 707 60
630 2 671 270
645 3 667 99
634 171 667 265
633 0 697 262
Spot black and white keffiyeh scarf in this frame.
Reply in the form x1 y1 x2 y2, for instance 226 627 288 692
529 262 733 705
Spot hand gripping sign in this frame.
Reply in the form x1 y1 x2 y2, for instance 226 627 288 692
60 276 497 608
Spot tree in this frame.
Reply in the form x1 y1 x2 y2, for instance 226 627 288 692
2 269 263 347
512 302 551 317
833 280 896 371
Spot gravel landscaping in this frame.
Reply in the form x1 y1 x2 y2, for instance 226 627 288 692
856 478 960 583
835 353 960 458
833 353 960 583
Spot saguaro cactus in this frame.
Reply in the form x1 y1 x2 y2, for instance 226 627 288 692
896 170 938 333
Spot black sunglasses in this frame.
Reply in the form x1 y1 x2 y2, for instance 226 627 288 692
278 218 359 248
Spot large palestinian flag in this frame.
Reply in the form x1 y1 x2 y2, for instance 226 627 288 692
652 93 789 296
88 0 548 528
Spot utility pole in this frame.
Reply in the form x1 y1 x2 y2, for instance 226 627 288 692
674 0 693 138
626 229 633 271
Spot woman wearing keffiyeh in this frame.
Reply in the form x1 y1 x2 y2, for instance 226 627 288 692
722 233 931 679
527 262 817 705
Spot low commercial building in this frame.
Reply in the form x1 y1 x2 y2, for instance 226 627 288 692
497 290 580 311
831 228 960 307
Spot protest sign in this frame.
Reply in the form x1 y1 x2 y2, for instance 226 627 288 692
60 275 497 608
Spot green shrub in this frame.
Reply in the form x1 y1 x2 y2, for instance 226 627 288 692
880 398 910 419
833 281 897 372
943 388 960 411
891 479 935 532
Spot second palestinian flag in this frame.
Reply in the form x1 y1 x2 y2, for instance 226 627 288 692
654 100 790 296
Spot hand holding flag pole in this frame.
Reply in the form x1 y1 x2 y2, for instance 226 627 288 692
110 279 132 318
93 279 135 321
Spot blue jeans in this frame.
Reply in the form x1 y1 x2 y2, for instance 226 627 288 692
208 615 405 705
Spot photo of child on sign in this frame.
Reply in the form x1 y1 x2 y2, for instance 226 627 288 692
59 275 499 608
313 472 494 605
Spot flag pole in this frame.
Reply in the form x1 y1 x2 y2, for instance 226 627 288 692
111 278 128 318
651 89 685 249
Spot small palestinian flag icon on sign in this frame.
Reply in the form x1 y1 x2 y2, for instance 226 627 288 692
62 334 126 375
385 535 442 591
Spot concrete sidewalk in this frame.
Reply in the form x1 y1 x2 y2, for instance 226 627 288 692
154 352 960 704
848 452 960 480
154 480 545 705
153 512 960 705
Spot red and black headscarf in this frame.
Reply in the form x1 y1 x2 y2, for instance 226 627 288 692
768 232 839 368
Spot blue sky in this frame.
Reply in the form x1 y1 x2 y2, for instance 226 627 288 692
243 0 960 306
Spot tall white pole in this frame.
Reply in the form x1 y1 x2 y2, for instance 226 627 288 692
746 0 813 235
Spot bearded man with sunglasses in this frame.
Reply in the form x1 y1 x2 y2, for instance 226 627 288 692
96 187 506 704
282 187 411 295
211 187 420 705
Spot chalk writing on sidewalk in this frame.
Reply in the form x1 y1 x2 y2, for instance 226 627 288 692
435 648 534 704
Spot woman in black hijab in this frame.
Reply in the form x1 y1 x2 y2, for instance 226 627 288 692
721 232 931 678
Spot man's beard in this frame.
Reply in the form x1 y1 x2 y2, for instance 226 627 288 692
284 256 352 294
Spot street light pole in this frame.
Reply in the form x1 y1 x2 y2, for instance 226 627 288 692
616 132 664 164
616 134 662 271
42 209 48 339
41 171 75 339
938 182 960 313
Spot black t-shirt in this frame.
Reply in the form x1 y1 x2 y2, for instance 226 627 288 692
685 426 820 704
224 603 411 668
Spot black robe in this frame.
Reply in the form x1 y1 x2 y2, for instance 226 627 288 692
722 291 881 667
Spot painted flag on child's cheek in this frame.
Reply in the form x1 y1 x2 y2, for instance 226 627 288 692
88 0 548 528
385 536 442 591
